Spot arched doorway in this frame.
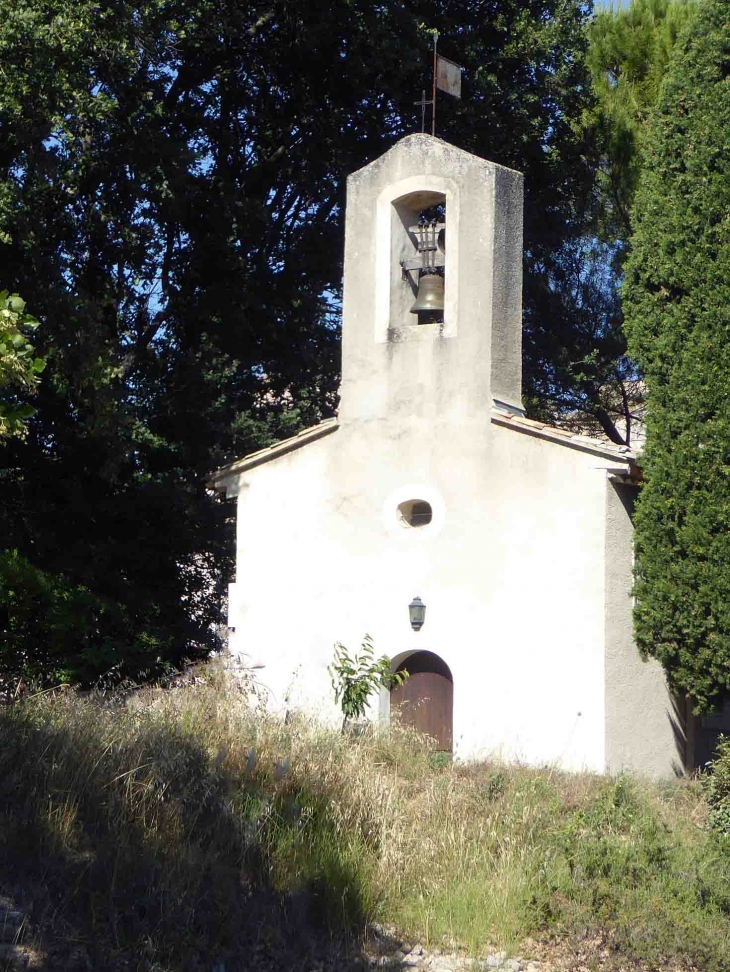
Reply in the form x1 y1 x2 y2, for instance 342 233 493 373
390 651 453 751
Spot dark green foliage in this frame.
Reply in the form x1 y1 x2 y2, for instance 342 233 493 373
541 776 730 969
557 0 699 447
555 777 670 891
0 0 601 683
623 0 730 710
588 0 698 247
705 736 730 835
557 0 700 449
0 549 179 687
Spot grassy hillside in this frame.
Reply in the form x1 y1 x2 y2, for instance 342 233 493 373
2 668 730 970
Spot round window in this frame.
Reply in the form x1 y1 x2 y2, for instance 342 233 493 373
397 499 433 528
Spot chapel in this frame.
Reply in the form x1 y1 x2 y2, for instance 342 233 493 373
210 134 691 778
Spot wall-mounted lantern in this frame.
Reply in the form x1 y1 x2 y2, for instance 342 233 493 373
409 596 426 631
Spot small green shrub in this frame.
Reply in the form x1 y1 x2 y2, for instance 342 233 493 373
428 750 451 771
485 771 506 801
704 735 730 835
328 635 407 726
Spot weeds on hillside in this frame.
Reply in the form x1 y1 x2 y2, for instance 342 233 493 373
2 669 730 970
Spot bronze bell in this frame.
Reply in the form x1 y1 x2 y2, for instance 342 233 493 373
410 271 445 317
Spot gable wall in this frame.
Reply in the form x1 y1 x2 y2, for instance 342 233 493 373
227 419 635 773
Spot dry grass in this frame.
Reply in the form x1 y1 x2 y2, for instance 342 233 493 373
1 666 730 971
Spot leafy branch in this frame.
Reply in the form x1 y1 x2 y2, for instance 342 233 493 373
329 635 408 728
0 292 45 440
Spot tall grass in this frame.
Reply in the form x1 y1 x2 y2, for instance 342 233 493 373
2 668 730 970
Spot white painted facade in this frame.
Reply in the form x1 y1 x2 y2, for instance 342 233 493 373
211 135 684 777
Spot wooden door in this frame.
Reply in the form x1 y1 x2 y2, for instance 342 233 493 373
390 651 453 751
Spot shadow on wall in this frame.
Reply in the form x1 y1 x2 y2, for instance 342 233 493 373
668 693 689 778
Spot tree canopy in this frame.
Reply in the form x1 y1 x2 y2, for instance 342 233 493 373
1 0 604 685
623 0 730 711
587 0 697 249
552 0 700 449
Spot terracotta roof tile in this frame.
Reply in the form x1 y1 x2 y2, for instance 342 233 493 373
491 408 636 462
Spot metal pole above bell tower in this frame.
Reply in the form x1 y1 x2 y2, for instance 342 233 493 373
431 31 438 137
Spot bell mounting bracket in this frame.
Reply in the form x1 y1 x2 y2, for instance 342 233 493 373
400 221 446 282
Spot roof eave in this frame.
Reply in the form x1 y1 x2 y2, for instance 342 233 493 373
490 409 637 466
207 418 339 494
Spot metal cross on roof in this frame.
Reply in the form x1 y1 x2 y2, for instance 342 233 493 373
414 89 433 134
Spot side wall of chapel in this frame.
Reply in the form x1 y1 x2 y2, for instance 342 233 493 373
604 482 685 776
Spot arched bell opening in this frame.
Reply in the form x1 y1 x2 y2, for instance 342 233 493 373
389 650 453 752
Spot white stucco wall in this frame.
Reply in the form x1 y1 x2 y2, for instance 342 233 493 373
604 481 685 776
225 418 632 773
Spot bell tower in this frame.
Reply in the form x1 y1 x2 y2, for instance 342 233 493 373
338 135 525 427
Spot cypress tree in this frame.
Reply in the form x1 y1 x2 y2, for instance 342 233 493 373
623 0 730 710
